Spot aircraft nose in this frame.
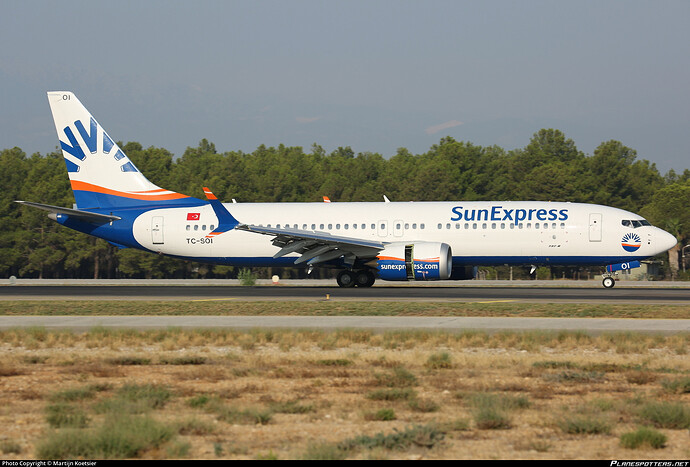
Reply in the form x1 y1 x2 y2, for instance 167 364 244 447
658 229 677 252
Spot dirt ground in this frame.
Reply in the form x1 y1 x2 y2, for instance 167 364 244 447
0 330 688 460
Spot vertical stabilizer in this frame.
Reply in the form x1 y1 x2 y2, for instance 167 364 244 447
47 91 191 209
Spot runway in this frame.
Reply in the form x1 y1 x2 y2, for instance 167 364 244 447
2 282 690 304
0 315 688 335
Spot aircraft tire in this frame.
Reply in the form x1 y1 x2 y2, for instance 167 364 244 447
602 277 615 288
355 270 376 288
337 270 356 288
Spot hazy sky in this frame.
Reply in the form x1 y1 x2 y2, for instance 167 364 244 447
2 0 689 173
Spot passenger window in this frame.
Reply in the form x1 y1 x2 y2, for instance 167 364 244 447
526 223 531 229
455 223 460 229
202 225 206 231
186 225 190 231
510 224 515 229
344 224 349 230
328 224 333 229
311 224 316 230
420 223 425 229
560 223 565 229
412 223 417 229
501 223 505 229
437 223 442 229
210 225 215 230
302 224 307 229
535 223 540 229
320 224 324 230
464 223 469 229
194 225 199 231
396 223 401 230
552 223 556 229
473 223 477 230
362 224 366 229
492 223 496 229
353 224 357 229
518 224 523 229
482 223 487 229
276 224 281 229
405 223 410 229
371 224 375 229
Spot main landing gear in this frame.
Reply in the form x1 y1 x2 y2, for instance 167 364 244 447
337 269 376 288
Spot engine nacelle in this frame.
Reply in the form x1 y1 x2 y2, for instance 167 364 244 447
375 242 452 281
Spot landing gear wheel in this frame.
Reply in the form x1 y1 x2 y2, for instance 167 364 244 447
337 270 356 288
355 270 376 288
602 276 615 289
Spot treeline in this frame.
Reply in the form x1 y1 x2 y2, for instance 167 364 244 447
1 129 689 280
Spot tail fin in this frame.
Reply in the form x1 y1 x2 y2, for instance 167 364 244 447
47 91 193 210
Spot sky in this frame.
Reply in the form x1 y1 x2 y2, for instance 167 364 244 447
1 0 689 173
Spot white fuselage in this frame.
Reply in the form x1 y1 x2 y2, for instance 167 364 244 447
130 201 675 267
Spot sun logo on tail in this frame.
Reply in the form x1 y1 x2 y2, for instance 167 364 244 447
621 233 641 252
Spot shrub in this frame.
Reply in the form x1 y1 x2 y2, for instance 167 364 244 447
366 388 417 401
620 427 667 449
373 367 417 388
339 424 445 451
638 402 690 429
408 398 440 413
364 409 396 421
45 403 90 428
302 442 348 460
36 414 174 459
426 352 453 369
238 268 257 286
474 406 512 430
556 415 611 434
660 377 690 394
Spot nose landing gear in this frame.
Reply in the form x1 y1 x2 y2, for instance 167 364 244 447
602 275 616 288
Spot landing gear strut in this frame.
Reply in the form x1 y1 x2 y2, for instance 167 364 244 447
337 269 375 288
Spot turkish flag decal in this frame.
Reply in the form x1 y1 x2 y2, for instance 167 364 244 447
186 213 200 221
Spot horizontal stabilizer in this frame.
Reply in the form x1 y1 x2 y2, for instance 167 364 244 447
15 201 121 223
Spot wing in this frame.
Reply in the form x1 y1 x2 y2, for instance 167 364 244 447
201 188 383 266
236 224 384 266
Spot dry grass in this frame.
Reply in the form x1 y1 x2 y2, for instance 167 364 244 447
0 328 688 459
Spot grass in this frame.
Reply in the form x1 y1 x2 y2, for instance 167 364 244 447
0 323 689 460
3 300 690 319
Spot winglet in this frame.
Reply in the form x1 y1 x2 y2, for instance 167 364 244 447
202 187 240 237
323 196 331 203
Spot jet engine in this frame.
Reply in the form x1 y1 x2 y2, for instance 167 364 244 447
374 242 452 281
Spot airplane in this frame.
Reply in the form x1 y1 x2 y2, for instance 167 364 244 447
16 92 677 288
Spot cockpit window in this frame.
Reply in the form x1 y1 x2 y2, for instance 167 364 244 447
622 219 651 228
